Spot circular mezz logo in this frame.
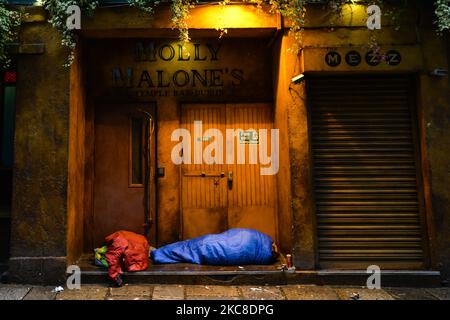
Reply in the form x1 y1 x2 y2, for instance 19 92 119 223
325 51 342 67
345 51 362 67
365 51 382 66
385 50 402 66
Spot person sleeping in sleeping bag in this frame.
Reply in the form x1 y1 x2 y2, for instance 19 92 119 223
150 228 278 265
105 230 150 286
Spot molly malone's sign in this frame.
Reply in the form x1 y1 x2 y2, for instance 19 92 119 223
111 41 245 97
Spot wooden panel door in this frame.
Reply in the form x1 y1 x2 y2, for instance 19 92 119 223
181 103 278 242
226 104 278 241
181 105 228 239
93 104 155 247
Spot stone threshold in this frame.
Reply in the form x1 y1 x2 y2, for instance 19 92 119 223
79 268 442 287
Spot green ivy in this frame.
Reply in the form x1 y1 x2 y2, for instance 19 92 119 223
435 0 450 33
269 0 307 52
127 0 157 13
40 0 256 64
0 0 23 69
42 0 99 66
41 0 159 65
1 0 450 69
171 0 194 43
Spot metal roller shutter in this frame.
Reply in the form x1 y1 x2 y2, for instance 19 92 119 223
308 75 427 269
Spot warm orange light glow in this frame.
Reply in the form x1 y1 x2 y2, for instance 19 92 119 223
187 5 276 29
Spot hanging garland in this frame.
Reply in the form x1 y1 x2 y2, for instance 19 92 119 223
0 0 23 69
268 0 307 52
39 0 187 65
1 0 450 68
127 0 156 13
171 0 194 43
42 0 99 66
436 0 450 33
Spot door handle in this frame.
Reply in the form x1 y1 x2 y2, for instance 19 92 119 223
228 171 233 190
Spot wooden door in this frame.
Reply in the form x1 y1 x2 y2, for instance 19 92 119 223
181 105 228 239
226 104 278 240
93 104 155 247
181 103 278 242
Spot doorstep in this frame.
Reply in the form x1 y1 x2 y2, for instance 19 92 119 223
286 270 442 288
77 254 287 285
78 265 442 287
77 253 441 287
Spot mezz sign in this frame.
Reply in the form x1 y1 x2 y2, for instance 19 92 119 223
325 50 402 67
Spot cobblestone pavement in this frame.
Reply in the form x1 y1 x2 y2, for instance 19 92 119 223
0 284 449 300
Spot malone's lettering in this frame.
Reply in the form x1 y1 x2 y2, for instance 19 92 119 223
135 41 221 62
112 67 133 87
137 70 153 88
173 70 190 87
157 70 170 87
192 70 207 87
114 42 244 92
126 68 236 88
209 69 224 87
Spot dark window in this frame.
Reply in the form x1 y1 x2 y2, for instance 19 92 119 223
130 117 144 186
0 67 15 262
1 72 16 167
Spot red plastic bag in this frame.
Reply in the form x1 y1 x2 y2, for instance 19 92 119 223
105 230 149 282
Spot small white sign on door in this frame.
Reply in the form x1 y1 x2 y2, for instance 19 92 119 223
239 130 259 144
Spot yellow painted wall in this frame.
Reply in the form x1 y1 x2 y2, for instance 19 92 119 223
7 2 450 282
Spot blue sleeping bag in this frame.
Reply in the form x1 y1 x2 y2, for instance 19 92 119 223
151 228 274 265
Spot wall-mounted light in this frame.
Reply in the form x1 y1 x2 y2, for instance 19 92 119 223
430 68 448 77
291 74 305 84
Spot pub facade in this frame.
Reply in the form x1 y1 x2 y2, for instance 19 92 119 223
1 1 450 284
